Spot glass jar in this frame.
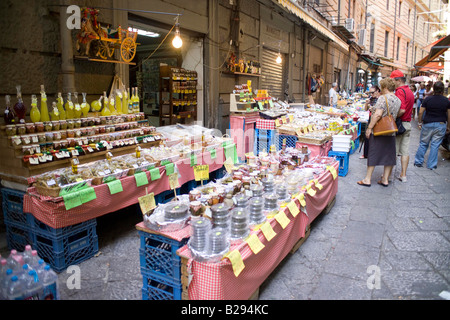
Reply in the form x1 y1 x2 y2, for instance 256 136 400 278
99 126 106 134
67 138 76 148
37 133 46 143
52 121 60 131
53 131 61 141
22 146 32 155
74 119 81 128
53 141 61 150
88 117 95 126
45 132 54 142
21 135 31 145
35 122 44 133
189 189 201 202
59 120 67 130
60 130 67 140
80 118 88 127
67 129 75 138
100 116 107 125
67 119 74 129
60 139 69 149
43 121 52 132
6 125 17 136
94 117 101 126
25 123 36 134
17 124 26 135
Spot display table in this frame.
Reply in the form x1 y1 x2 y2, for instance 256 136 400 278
176 160 339 300
23 146 231 229
229 112 260 160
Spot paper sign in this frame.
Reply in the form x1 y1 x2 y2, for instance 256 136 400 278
190 154 197 167
296 193 306 207
135 172 149 187
138 192 156 216
246 233 265 254
149 167 161 181
327 166 338 180
194 165 209 181
289 115 294 122
224 143 238 164
275 119 280 127
224 249 245 277
79 187 96 204
258 101 264 110
63 192 83 211
107 179 123 195
169 173 180 190
269 100 274 108
224 157 234 173
314 179 323 190
275 211 290 229
260 221 277 241
306 185 316 197
287 201 300 217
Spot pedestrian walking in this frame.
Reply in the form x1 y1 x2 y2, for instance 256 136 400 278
425 82 433 98
417 83 426 111
360 85 381 159
414 81 450 170
329 82 338 108
444 79 449 96
410 84 418 121
357 78 401 187
391 70 415 183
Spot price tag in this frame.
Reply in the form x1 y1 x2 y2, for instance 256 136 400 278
149 167 161 181
168 173 180 190
260 221 277 241
224 157 234 173
194 165 209 181
275 211 290 229
79 187 96 204
29 157 39 165
314 179 323 190
245 233 265 254
107 179 123 195
327 166 338 180
287 201 300 217
224 249 245 277
275 119 280 127
46 179 56 187
306 185 316 197
138 192 156 216
134 172 149 187
296 193 306 207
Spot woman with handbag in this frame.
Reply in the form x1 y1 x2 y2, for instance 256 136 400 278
357 78 401 187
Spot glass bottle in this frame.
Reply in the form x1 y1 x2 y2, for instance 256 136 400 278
122 87 128 115
13 85 26 124
91 95 103 112
134 87 140 113
115 89 122 114
101 91 111 116
128 88 133 114
80 93 90 117
50 102 59 121
56 93 66 120
65 93 74 119
30 95 41 123
40 85 50 122
3 95 16 124
73 92 82 118
108 92 117 115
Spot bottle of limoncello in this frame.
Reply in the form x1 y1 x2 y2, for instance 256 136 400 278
121 87 128 115
101 91 111 116
30 95 41 123
81 93 90 117
65 93 74 119
50 101 60 121
73 92 82 118
91 95 103 112
134 87 140 113
40 85 50 122
115 90 122 114
108 92 117 115
56 93 66 120
128 88 133 114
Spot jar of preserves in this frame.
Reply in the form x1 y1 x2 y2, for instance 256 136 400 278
6 125 17 136
21 135 31 145
59 120 67 130
60 139 69 149
37 133 46 143
74 119 81 128
67 129 75 138
45 132 54 142
67 119 74 129
53 131 61 141
60 130 67 140
25 123 36 134
35 122 44 133
67 138 76 148
94 117 101 126
100 116 107 125
51 121 60 131
17 124 26 135
22 145 32 155
43 121 52 132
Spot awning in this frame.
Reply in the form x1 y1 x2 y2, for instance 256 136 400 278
276 0 349 51
414 54 444 73
428 34 450 61
361 55 384 67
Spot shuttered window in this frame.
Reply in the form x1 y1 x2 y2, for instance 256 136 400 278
260 48 284 99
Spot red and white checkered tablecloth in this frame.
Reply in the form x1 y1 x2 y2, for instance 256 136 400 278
177 160 339 300
135 221 191 242
23 147 227 229
255 119 276 130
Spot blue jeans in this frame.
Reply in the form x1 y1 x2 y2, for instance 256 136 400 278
414 122 447 169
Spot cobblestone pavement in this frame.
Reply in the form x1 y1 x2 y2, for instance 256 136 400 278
1 120 449 300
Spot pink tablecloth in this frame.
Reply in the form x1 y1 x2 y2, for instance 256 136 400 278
23 147 227 229
177 160 339 300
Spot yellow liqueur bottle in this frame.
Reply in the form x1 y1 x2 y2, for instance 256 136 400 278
128 88 133 114
101 91 111 116
56 93 66 120
108 92 117 115
91 95 103 112
73 92 82 118
115 90 122 114
50 101 60 121
65 93 74 119
30 95 41 123
81 93 90 117
122 87 128 115
39 85 50 122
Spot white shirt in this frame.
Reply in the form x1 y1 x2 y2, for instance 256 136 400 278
329 88 338 105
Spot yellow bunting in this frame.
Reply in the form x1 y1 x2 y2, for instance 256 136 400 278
246 233 265 254
275 211 290 229
327 166 338 180
224 250 245 277
287 201 300 217
260 221 277 241
314 179 323 190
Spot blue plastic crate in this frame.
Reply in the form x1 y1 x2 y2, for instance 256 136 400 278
254 129 276 155
29 215 97 239
328 150 349 177
1 188 29 226
4 220 35 252
276 134 298 151
154 188 181 205
33 220 99 272
141 270 182 300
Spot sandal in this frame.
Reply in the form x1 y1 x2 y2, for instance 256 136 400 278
357 180 371 187
377 180 389 187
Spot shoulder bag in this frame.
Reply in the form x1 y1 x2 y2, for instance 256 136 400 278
373 95 398 136
394 88 406 135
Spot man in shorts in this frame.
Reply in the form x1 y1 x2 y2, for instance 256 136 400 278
390 70 415 182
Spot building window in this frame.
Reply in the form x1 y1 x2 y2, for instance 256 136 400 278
414 46 417 63
408 9 411 24
370 23 375 53
386 0 389 10
384 31 389 57
396 37 400 60
399 2 402 18
406 42 409 64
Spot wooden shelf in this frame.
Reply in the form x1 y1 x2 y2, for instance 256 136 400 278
221 71 262 77
74 55 136 65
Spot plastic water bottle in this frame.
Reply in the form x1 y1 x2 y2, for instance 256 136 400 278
0 268 14 299
5 275 26 300
24 270 43 300
22 245 33 264
5 250 20 270
40 265 59 300
32 259 46 275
